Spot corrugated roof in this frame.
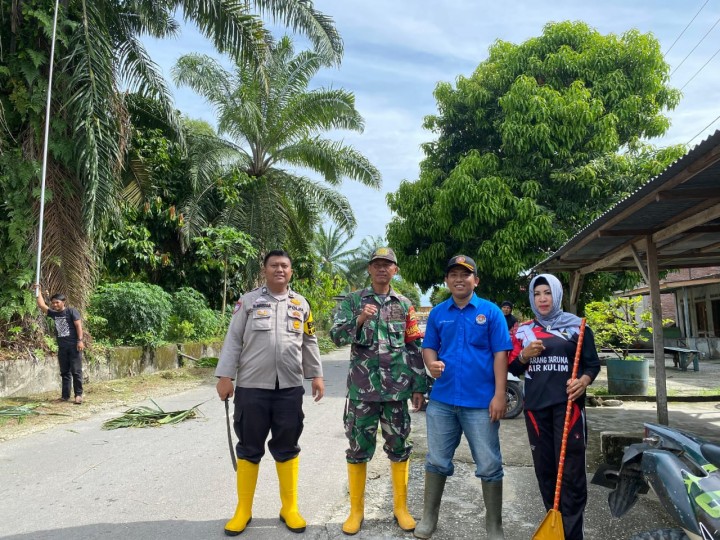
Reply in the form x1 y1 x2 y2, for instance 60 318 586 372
535 129 720 274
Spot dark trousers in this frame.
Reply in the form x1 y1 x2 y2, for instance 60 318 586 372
233 385 305 463
58 346 83 399
525 402 588 540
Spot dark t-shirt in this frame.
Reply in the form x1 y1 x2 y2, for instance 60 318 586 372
47 308 81 348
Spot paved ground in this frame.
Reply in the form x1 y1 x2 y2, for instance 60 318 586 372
1 349 720 540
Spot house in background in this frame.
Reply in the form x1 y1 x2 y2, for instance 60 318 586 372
623 266 720 359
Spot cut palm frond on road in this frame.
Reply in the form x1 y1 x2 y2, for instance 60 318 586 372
102 399 203 430
0 403 69 425
0 404 40 424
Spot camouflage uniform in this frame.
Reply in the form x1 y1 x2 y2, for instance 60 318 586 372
330 287 427 463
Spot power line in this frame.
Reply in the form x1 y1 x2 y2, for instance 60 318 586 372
686 112 720 146
664 0 710 57
680 44 720 90
671 13 720 76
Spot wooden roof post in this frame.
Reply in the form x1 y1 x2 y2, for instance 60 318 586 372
646 235 669 425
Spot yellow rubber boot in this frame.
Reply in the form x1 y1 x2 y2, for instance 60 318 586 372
342 462 367 535
225 459 259 536
276 457 307 533
391 460 416 531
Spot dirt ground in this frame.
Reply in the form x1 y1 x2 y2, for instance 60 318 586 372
0 367 216 442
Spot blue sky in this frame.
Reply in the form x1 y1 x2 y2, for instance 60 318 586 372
143 0 720 250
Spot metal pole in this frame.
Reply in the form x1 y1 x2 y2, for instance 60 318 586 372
34 0 61 295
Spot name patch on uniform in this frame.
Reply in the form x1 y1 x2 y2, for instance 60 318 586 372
253 302 271 309
475 314 487 325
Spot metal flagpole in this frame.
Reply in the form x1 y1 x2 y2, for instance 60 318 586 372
34 0 62 296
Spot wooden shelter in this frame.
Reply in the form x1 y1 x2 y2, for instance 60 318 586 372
535 130 720 424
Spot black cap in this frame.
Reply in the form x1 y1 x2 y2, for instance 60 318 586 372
501 300 513 308
445 255 477 274
369 247 397 264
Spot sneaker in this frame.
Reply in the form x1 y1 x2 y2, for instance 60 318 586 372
74 395 83 405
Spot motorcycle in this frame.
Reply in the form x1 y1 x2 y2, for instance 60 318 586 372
505 372 524 419
592 422 720 540
422 373 524 419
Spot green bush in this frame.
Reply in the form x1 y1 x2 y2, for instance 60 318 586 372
193 308 223 339
317 335 337 354
172 287 209 323
167 316 195 342
89 282 172 345
168 288 223 341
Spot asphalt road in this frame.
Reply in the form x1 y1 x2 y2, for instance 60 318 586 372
2 348 719 540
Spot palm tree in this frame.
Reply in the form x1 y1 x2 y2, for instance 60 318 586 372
172 36 381 275
1 0 342 310
314 225 359 277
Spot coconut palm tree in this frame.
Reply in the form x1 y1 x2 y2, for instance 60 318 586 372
314 225 359 278
0 0 342 310
172 35 381 276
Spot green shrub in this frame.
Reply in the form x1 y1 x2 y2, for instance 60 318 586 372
193 308 223 339
167 316 195 342
89 282 172 345
167 288 223 341
172 287 209 323
317 335 337 354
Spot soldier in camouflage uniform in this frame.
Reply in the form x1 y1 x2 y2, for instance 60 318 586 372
330 247 427 535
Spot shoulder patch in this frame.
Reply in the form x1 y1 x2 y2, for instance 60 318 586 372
303 310 316 336
232 299 243 314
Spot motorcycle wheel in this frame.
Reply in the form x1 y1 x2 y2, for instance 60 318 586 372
630 529 689 540
505 381 523 419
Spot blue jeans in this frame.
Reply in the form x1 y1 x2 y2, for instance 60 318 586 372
425 399 503 481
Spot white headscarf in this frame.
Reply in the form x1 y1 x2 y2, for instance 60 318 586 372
528 273 582 339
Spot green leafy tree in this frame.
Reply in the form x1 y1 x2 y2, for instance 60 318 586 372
585 296 671 360
0 0 342 341
429 286 451 307
172 36 381 287
193 226 257 315
386 21 685 302
390 276 422 308
292 269 347 333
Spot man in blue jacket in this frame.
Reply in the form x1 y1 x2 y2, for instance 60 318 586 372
414 255 511 540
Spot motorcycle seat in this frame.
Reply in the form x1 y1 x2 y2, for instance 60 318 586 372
700 443 720 469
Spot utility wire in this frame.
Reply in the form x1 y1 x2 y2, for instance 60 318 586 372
680 44 720 90
671 13 720 76
664 0 710 57
686 112 720 146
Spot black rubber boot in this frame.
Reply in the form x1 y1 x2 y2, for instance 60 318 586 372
413 472 446 539
482 479 505 540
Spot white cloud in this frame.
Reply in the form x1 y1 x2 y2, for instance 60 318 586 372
142 0 720 250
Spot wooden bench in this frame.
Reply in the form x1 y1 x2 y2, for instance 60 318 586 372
664 346 700 372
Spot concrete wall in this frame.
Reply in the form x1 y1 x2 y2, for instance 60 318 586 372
0 341 223 398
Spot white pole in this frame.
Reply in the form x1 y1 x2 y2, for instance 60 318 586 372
34 0 61 296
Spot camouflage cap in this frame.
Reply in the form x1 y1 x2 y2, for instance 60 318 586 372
369 247 397 264
446 254 477 274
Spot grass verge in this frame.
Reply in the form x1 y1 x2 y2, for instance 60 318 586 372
0 367 215 442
